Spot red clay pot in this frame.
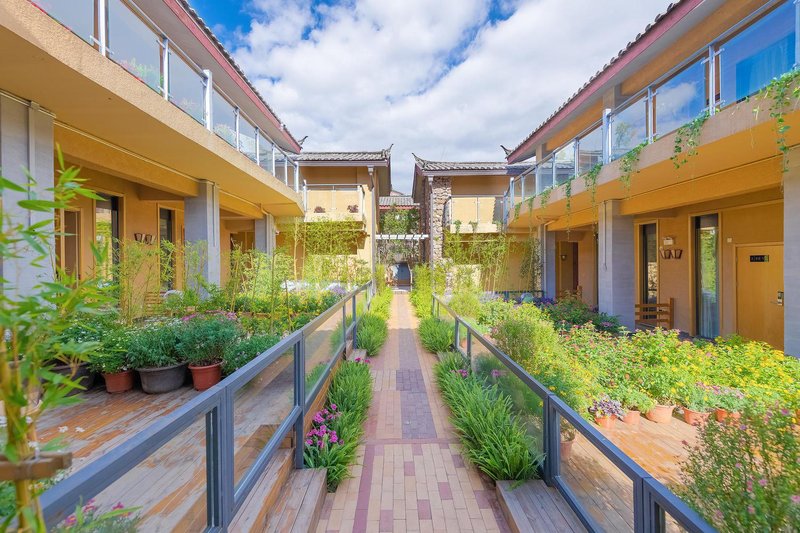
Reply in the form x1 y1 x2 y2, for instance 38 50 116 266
560 437 576 460
714 408 741 422
621 410 641 426
683 407 711 426
102 370 134 394
595 415 616 429
645 404 675 424
189 362 222 391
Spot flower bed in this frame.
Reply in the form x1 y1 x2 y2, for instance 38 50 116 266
303 358 373 491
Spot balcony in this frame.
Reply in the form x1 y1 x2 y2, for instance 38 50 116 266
504 0 798 225
303 184 366 223
444 195 504 233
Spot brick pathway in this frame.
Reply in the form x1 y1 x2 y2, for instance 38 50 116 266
316 292 510 532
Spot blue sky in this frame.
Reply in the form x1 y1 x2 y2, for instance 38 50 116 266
192 0 672 193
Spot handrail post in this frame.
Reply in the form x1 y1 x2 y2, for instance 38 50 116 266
454 320 460 353
352 294 358 349
294 336 306 469
205 404 223 528
220 388 235 527
635 476 648 533
542 395 561 485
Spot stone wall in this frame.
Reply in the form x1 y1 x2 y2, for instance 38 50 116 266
429 176 451 264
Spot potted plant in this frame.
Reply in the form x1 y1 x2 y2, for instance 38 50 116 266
560 425 577 459
177 313 241 391
642 366 679 424
680 383 715 426
711 385 746 421
613 386 655 426
588 396 624 429
128 322 186 394
314 206 326 213
89 326 134 394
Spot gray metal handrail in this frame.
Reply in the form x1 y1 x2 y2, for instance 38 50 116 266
40 281 374 529
432 294 715 533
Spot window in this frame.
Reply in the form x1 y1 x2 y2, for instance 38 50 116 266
107 0 163 93
95 194 120 280
695 214 719 338
719 1 796 105
159 208 175 291
640 224 658 305
56 210 81 279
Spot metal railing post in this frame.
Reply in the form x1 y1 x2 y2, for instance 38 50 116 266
97 0 108 56
205 405 223 528
454 320 460 352
602 108 612 163
342 305 347 349
352 294 358 348
635 477 648 533
542 395 561 485
203 69 213 131
294 337 306 469
707 45 717 115
220 388 235 527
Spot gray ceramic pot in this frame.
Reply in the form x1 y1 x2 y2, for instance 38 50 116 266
136 363 187 394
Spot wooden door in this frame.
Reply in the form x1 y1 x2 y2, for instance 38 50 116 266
736 245 784 349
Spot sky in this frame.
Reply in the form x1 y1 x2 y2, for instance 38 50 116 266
192 0 674 194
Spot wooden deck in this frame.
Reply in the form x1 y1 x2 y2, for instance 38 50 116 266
560 413 697 531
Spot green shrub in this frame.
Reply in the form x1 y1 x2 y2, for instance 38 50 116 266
222 334 280 375
305 359 373 491
434 353 542 481
356 313 388 356
128 322 181 369
369 286 393 321
410 264 445 319
493 304 560 363
449 290 481 319
177 313 242 367
418 317 454 353
477 299 515 330
678 407 800 532
541 296 622 333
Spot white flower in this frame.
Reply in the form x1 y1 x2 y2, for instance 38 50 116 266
58 426 69 433
28 440 39 450
75 427 85 433
25 416 32 424
0 416 6 427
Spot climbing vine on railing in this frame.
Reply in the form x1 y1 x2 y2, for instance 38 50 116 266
538 187 552 209
583 163 602 210
672 110 710 169
564 178 573 234
759 68 800 171
619 142 646 192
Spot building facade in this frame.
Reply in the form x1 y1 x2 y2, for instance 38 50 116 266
502 0 799 354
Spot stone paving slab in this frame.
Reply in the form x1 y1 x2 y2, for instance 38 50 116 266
316 292 510 532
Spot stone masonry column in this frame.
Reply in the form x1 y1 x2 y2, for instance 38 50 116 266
185 180 221 288
428 176 451 265
784 151 800 357
597 200 635 330
254 213 276 255
0 95 54 297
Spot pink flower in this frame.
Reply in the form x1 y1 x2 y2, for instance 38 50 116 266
780 408 791 416
305 439 312 446
746 480 753 492
791 495 800 504
65 515 77 526
714 510 723 521
748 506 755 515
112 502 125 511
735 462 742 469
330 403 337 410
758 478 768 487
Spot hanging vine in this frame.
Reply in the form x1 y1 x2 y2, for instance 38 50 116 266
583 163 602 211
619 142 646 192
759 68 800 172
539 187 553 209
672 110 710 169
564 178 573 236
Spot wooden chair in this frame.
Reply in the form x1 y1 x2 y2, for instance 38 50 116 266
635 297 674 329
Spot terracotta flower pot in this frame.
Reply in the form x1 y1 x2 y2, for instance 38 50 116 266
102 370 134 394
714 408 741 422
560 437 576 460
189 362 222 391
645 404 675 424
52 362 96 396
137 363 187 394
595 415 615 429
621 410 641 426
682 407 711 426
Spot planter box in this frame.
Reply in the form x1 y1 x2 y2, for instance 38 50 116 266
137 363 187 394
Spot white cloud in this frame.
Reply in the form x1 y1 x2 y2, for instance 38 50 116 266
233 0 673 193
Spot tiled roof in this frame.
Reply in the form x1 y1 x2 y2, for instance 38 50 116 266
413 154 531 173
507 1 688 161
379 196 417 207
176 0 300 150
293 148 392 163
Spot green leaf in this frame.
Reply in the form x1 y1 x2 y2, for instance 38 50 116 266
0 175 27 192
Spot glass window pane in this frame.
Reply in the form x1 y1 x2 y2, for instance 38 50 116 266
212 90 237 146
577 125 603 175
654 60 707 137
720 2 795 105
554 142 575 186
610 96 647 160
287 163 296 188
34 0 95 43
169 49 205 124
274 152 287 183
239 117 257 161
95 193 120 281
108 0 163 93
258 132 274 172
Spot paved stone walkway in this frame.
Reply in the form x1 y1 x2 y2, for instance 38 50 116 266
316 292 510 532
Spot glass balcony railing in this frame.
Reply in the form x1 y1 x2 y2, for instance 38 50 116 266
445 195 504 230
32 0 299 187
504 0 799 224
304 185 364 219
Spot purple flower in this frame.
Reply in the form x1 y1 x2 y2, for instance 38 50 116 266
305 439 313 446
791 495 800 504
330 403 337 411
491 369 501 379
758 478 768 487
